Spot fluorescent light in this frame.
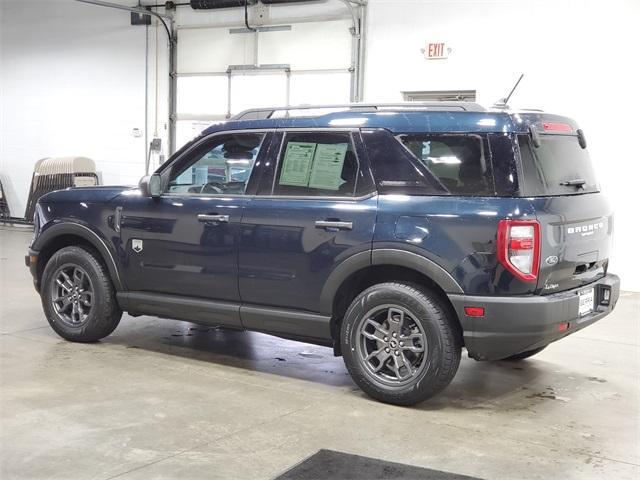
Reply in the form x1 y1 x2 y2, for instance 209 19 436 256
329 117 368 126
477 118 496 127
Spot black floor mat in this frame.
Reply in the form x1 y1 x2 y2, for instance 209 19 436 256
275 450 482 480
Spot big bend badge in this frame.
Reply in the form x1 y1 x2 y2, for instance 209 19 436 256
132 239 143 253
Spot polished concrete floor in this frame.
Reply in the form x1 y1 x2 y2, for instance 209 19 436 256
1 226 639 480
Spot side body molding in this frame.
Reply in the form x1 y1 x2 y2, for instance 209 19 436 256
319 250 371 315
31 222 124 291
318 248 464 316
371 249 464 294
117 292 242 328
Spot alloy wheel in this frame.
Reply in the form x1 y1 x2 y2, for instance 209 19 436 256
51 264 94 326
355 304 428 386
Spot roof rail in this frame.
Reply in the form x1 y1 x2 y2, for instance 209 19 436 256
232 102 486 120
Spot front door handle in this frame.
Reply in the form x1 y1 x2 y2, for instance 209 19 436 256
198 214 230 223
315 220 353 231
114 206 123 233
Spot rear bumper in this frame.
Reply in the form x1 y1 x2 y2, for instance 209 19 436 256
448 274 620 361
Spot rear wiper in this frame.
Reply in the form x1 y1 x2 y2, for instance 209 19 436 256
559 178 586 188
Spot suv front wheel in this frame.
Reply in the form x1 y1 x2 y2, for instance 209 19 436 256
41 246 122 342
341 282 461 406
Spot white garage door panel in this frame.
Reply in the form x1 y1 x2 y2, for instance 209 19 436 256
231 74 288 113
178 28 252 73
177 76 229 115
258 20 352 70
289 72 351 105
174 17 354 139
176 120 218 149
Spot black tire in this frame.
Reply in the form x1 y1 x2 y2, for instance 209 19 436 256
340 282 461 406
503 346 547 361
41 245 122 342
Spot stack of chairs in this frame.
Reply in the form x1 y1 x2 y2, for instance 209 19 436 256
0 178 10 221
25 157 99 221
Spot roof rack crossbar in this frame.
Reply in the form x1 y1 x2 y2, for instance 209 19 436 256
231 102 486 120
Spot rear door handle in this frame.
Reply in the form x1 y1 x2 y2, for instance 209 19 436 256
198 214 230 223
315 220 353 231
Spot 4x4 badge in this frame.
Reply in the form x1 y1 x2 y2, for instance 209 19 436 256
132 239 143 253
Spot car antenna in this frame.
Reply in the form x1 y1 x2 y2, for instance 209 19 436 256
493 73 524 109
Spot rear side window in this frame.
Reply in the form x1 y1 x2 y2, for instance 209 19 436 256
397 134 495 196
273 131 359 197
518 134 599 196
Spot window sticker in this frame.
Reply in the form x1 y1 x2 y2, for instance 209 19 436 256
308 143 348 191
279 142 317 187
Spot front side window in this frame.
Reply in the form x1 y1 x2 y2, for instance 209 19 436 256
397 134 494 196
273 132 359 197
168 133 265 195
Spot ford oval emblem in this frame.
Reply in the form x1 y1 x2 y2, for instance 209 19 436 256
545 255 559 266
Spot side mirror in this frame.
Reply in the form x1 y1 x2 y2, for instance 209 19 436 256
139 174 162 198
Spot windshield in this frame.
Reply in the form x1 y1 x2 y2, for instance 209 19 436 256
518 134 599 196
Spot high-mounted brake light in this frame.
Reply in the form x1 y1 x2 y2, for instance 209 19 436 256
542 122 573 133
497 219 541 282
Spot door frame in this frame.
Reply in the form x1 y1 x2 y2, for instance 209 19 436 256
252 127 376 200
155 128 278 198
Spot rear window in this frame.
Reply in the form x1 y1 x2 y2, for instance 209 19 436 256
518 134 599 196
396 134 494 196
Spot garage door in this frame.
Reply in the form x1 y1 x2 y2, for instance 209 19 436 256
175 19 354 147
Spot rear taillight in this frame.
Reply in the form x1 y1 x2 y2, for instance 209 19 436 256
497 219 540 282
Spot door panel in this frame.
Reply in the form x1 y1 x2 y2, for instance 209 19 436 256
239 196 377 314
118 131 272 309
119 195 246 303
238 129 377 318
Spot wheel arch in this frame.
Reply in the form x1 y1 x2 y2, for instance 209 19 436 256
322 249 464 351
32 223 124 292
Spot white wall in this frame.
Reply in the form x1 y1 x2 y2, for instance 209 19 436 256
364 0 640 291
0 0 156 218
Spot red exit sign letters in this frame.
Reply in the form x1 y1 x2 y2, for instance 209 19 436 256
423 42 448 60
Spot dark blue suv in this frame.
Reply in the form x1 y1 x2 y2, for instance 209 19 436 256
26 103 620 405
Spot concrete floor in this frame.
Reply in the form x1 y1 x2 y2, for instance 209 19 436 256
0 225 638 480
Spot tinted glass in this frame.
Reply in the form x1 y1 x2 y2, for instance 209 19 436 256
168 133 265 195
488 133 520 196
273 132 358 197
397 134 494 196
361 129 445 196
518 134 599 196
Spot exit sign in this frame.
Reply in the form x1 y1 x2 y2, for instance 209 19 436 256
423 42 448 59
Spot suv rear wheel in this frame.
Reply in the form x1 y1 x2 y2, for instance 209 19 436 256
41 246 122 342
341 282 461 406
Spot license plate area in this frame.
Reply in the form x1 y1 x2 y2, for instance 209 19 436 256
578 288 595 317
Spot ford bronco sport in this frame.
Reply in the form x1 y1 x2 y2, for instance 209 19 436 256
26 103 620 405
